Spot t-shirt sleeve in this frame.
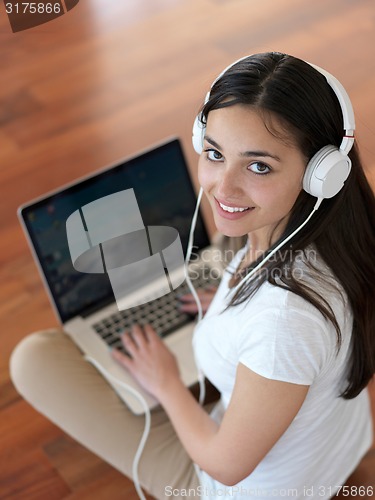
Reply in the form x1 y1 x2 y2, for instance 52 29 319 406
237 306 330 385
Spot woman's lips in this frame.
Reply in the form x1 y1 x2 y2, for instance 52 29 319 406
214 198 255 220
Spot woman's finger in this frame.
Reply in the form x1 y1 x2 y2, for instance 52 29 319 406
178 302 204 313
178 287 217 303
120 330 140 355
178 288 217 314
111 346 133 370
177 293 195 303
130 324 149 349
143 323 161 345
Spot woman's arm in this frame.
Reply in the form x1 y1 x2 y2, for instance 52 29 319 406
158 363 309 485
111 324 308 486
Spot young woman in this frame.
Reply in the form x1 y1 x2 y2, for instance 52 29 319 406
11 52 375 499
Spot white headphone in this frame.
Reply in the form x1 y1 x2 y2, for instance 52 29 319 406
192 55 355 199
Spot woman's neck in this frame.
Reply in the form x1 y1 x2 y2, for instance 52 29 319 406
228 242 264 289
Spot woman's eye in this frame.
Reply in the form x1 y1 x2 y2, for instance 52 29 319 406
205 149 223 162
248 162 271 175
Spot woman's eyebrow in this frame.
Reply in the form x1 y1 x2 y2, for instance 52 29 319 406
204 135 281 162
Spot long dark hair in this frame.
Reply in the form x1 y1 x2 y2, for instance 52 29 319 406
200 52 375 399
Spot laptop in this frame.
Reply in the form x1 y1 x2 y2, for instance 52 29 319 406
18 137 221 414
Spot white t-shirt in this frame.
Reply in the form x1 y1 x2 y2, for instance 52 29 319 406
193 245 373 499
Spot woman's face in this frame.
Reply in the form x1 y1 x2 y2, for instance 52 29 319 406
198 104 307 250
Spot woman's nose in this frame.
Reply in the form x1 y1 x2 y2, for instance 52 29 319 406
216 166 243 199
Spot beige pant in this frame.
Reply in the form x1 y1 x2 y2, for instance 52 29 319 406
10 329 202 500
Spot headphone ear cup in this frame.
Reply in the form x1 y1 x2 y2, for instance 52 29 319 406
303 145 352 198
192 115 205 154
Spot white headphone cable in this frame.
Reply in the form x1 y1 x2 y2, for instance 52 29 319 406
231 197 323 296
84 355 150 500
83 190 209 497
184 186 206 405
183 185 207 485
82 192 322 500
80 187 207 500
184 186 204 323
183 191 323 406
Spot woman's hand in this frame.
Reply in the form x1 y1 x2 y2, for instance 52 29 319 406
178 285 217 315
110 324 181 400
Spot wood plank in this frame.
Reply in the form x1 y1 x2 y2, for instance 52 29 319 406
43 435 154 499
0 401 71 499
1 0 374 497
0 449 71 499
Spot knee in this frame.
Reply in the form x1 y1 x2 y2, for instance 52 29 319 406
10 329 63 402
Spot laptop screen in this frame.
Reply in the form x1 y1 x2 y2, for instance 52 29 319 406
19 138 210 323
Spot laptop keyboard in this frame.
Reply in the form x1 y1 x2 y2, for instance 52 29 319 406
92 266 220 353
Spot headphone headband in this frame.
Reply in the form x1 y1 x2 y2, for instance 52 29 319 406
192 53 355 199
308 62 355 153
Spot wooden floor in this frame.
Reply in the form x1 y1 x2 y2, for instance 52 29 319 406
1 0 375 498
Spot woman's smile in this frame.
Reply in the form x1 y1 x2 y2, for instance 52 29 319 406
215 197 255 220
